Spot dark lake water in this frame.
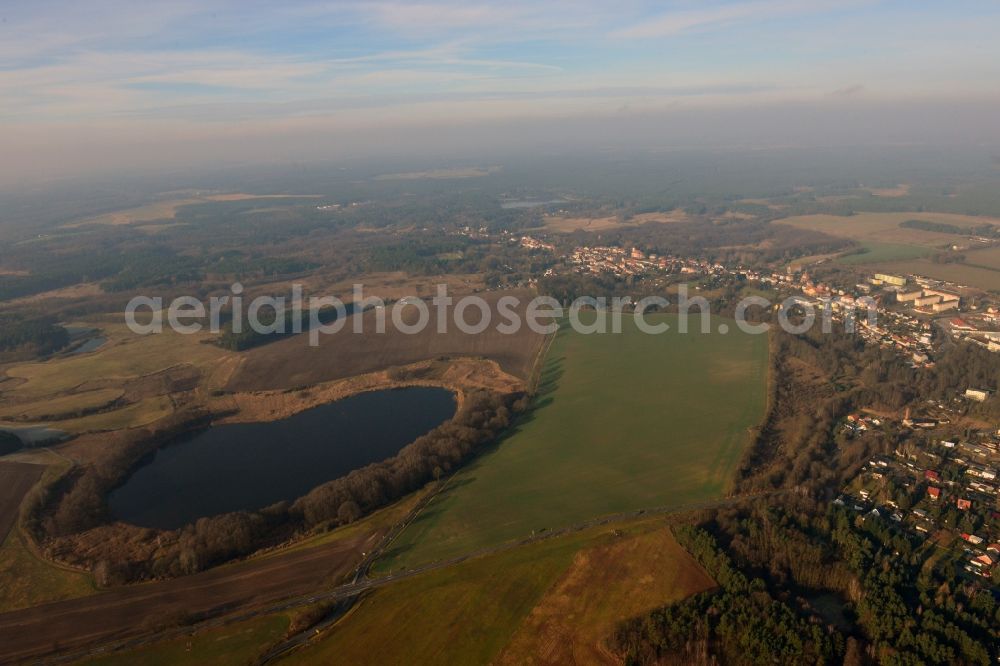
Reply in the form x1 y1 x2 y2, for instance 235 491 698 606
69 336 106 355
108 387 456 529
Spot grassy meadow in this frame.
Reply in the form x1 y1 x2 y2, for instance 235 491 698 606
863 259 1000 292
285 520 713 665
376 313 768 571
0 451 96 612
837 241 934 265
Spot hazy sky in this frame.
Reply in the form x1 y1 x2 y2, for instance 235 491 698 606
2 1 999 187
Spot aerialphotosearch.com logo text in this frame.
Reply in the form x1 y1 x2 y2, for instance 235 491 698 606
124 283 878 344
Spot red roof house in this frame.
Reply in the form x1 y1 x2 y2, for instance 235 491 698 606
927 486 941 500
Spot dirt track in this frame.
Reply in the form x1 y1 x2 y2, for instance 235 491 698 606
0 529 382 664
0 461 43 542
227 290 546 391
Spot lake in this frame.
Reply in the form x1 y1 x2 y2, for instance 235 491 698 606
108 387 456 529
69 336 106 355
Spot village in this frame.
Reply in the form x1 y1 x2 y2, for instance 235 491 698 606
521 236 1000 369
837 421 1000 584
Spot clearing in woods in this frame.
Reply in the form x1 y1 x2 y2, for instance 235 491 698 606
376 313 768 571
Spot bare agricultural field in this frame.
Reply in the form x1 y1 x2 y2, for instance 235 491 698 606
544 214 621 232
543 209 687 233
628 210 690 224
867 184 911 197
226 290 546 391
63 193 322 228
774 212 1000 248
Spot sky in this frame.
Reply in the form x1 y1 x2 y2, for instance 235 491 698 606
2 0 1000 187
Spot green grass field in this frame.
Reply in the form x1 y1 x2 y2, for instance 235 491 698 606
376 313 768 571
0 530 96 613
285 519 712 665
837 241 933 265
0 451 96 613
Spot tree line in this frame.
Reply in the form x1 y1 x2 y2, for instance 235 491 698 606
28 389 526 584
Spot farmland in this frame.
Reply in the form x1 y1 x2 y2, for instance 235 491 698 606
0 320 236 435
0 388 123 421
0 452 95 613
3 321 234 399
773 211 1000 248
853 239 1000 292
0 528 96 613
376 313 768 570
543 209 688 233
0 461 43 542
861 258 1000 292
227 289 547 391
283 519 713 665
963 244 1000 270
63 193 321 229
836 241 934 265
0 487 428 662
0 524 380 663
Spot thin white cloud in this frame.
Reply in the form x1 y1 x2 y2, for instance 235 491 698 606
831 84 865 96
328 43 562 72
612 0 865 39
